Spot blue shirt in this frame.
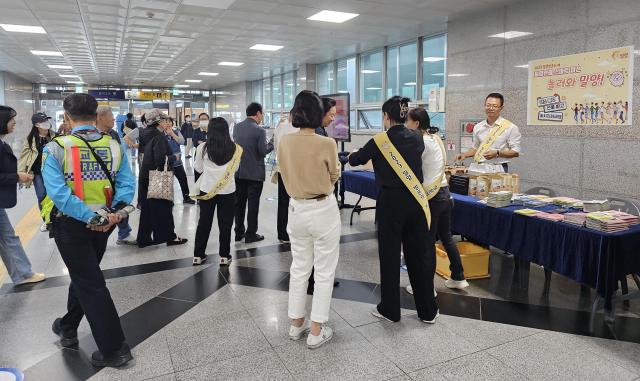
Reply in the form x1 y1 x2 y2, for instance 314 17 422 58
42 125 136 223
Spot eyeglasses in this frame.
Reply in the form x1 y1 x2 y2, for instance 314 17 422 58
484 105 502 110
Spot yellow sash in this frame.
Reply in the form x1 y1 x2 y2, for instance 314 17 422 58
191 145 243 200
424 134 446 200
474 118 512 163
373 132 431 228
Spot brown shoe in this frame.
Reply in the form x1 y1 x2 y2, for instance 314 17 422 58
16 273 46 286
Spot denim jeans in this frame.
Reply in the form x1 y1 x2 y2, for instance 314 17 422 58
32 174 47 212
117 219 132 240
0 208 34 283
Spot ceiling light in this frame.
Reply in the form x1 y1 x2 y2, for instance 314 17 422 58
198 72 219 76
250 44 284 51
31 50 63 56
175 84 189 88
365 87 382 90
185 79 202 83
488 31 533 39
307 10 359 23
404 82 416 86
66 81 84 84
431 73 445 76
515 64 529 69
299 77 306 80
48 65 72 69
218 61 244 66
0 24 46 34
634 50 640 55
361 70 379 74
423 57 446 62
448 73 469 77
59 75 80 78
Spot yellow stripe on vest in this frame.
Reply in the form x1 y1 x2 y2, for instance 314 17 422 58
474 119 512 163
424 133 446 201
373 132 431 228
192 145 243 200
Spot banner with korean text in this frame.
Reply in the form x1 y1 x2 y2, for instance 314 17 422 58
527 46 633 126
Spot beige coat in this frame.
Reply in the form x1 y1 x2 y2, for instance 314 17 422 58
17 130 56 185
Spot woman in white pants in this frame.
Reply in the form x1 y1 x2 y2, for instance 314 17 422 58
277 90 341 349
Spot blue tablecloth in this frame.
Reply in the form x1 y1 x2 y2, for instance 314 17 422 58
341 170 640 298
343 170 378 200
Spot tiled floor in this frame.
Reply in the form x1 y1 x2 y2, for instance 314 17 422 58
2 159 640 380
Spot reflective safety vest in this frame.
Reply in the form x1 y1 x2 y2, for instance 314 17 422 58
55 134 122 211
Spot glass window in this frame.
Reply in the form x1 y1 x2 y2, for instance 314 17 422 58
360 50 383 103
263 78 271 109
350 110 356 129
358 109 382 131
337 57 356 99
283 72 295 109
387 42 417 99
272 75 282 109
252 80 262 105
422 35 447 100
316 62 334 95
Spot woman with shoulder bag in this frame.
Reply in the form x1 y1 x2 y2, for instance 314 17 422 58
0 105 46 286
192 118 242 266
18 112 57 232
136 109 187 248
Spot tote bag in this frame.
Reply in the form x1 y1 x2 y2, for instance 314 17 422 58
148 156 174 201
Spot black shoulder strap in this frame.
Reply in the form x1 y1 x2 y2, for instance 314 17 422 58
73 133 116 192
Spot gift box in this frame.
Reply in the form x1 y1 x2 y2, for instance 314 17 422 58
436 242 491 280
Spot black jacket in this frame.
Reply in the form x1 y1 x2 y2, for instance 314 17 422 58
138 127 175 201
348 125 424 190
181 122 194 139
0 140 19 208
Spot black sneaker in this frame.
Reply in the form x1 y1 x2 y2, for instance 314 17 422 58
235 233 245 242
167 237 188 246
91 343 133 368
245 234 264 244
183 198 196 205
52 318 79 347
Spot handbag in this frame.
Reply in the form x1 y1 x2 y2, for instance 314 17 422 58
148 156 174 202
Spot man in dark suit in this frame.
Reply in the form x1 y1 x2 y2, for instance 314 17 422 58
233 103 273 243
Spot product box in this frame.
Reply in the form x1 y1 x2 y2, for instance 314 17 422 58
435 242 491 280
476 176 491 198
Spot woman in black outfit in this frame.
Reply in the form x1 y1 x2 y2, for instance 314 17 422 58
348 96 438 323
137 109 188 248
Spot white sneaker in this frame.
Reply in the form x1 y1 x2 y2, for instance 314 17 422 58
39 223 48 232
370 307 393 322
219 257 232 266
16 273 46 286
192 256 207 266
289 323 309 341
405 285 437 297
116 234 137 246
421 311 440 324
307 326 333 349
444 279 470 290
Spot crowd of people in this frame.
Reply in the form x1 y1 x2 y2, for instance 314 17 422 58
0 89 476 368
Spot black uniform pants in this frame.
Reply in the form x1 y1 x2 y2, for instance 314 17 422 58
194 192 235 259
234 179 263 237
277 174 290 241
173 165 190 200
53 216 125 355
429 188 465 280
376 187 438 321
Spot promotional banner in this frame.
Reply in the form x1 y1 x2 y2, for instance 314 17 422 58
527 46 633 126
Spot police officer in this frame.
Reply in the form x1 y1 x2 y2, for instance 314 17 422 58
42 93 135 367
348 96 438 324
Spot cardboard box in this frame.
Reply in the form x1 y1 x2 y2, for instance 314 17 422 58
436 242 491 280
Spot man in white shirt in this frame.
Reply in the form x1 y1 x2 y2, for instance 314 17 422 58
455 93 521 172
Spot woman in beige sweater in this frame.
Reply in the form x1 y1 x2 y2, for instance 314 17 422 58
277 90 341 349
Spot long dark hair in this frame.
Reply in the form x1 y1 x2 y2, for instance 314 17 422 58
205 117 235 165
0 105 17 135
27 124 52 148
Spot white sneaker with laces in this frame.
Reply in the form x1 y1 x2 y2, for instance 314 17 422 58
289 323 309 340
444 279 470 290
116 234 137 246
40 223 48 232
219 257 232 266
421 311 440 324
307 326 333 349
405 285 437 297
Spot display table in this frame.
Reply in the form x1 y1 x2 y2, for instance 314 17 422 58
341 170 640 329
342 170 377 225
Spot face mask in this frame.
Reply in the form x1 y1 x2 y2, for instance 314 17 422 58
199 120 208 128
37 122 51 130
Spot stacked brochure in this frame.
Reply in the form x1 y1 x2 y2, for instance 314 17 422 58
586 212 630 232
564 212 588 226
487 191 513 208
534 212 565 222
